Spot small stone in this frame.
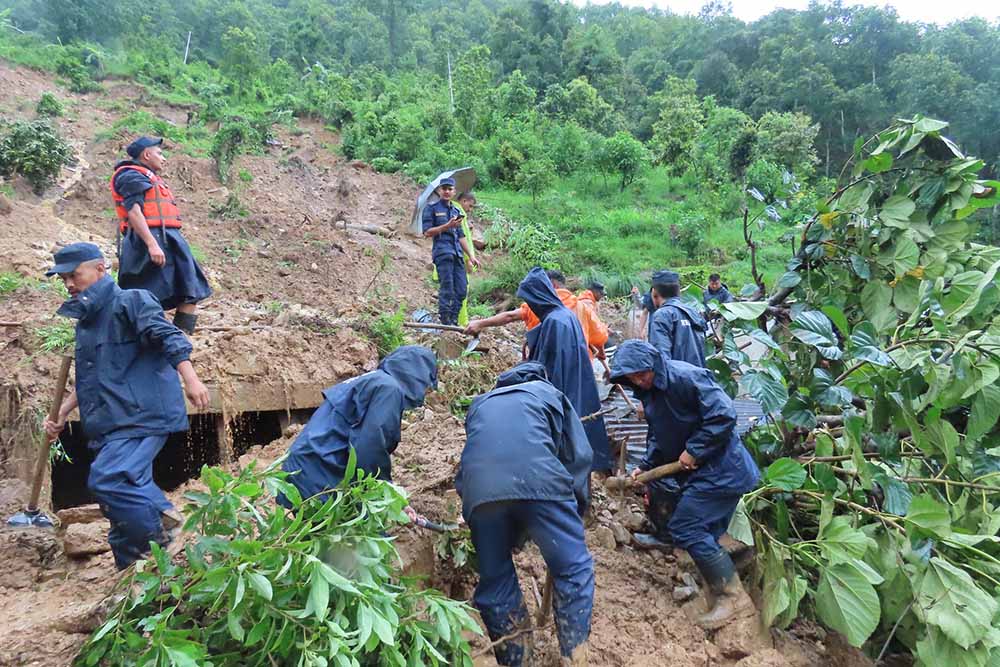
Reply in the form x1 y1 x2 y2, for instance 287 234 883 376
621 509 646 532
422 408 435 421
278 266 292 277
310 262 319 271
672 585 696 602
610 522 631 546
591 525 616 550
56 504 104 526
63 521 111 557
681 572 700 589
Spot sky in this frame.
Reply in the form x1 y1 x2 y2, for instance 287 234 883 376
572 0 1000 25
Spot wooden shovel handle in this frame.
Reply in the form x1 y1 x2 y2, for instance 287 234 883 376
403 321 466 333
28 355 73 510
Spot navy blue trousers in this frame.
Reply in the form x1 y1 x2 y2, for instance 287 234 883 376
469 499 594 665
433 255 467 326
88 435 174 570
119 228 212 311
668 486 742 561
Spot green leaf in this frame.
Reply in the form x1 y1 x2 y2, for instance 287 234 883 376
821 306 849 337
819 516 874 564
91 618 118 643
850 254 871 279
357 604 373 649
874 473 912 516
227 611 245 642
968 385 1000 443
861 281 896 333
905 495 952 539
762 548 789 627
917 558 998 649
790 310 843 360
916 626 990 667
316 562 360 594
247 618 270 646
815 562 881 647
233 482 261 497
948 259 1000 323
727 499 754 546
836 181 874 213
742 370 788 414
914 117 949 133
308 571 330 621
372 608 396 645
165 646 202 667
749 328 780 351
765 458 807 491
850 322 892 367
777 271 801 289
782 393 816 428
863 152 893 173
247 572 273 601
880 235 920 277
880 195 916 227
720 301 768 322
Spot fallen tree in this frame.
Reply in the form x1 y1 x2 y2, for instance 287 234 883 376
713 116 1000 663
75 453 480 667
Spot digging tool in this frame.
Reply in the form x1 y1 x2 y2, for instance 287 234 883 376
402 321 481 353
536 572 554 627
7 355 73 528
580 406 617 422
413 514 459 533
602 460 685 493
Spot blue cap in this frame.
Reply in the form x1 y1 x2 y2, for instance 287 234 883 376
46 242 103 277
438 177 456 187
651 270 680 287
126 136 163 159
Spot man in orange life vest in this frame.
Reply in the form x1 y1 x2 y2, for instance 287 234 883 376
110 137 211 334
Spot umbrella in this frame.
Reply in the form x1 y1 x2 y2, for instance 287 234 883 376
408 167 477 236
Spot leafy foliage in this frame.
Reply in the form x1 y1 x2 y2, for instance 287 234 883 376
34 319 75 352
76 460 480 667
368 306 406 358
0 120 73 193
35 92 63 117
720 118 1000 660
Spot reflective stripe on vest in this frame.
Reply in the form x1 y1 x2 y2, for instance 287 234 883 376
110 165 183 233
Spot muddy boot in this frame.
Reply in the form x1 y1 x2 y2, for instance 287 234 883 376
172 311 197 335
633 482 677 551
161 508 184 544
632 532 673 550
562 642 588 666
694 549 754 630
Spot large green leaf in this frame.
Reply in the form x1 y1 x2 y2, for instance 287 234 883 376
917 558 998 649
880 236 921 277
790 310 843 360
861 281 896 333
762 548 790 627
948 259 1000 323
777 271 802 289
968 385 1000 443
873 473 912 516
815 562 881 647
727 498 754 546
765 458 807 491
905 495 952 539
819 516 875 564
720 301 768 322
880 195 916 227
849 322 892 367
916 626 990 667
742 370 788 414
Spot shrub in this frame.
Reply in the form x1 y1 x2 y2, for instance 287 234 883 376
211 116 272 182
369 307 406 358
0 120 74 193
36 92 63 117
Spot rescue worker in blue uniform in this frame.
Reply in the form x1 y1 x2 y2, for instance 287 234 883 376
110 137 212 334
702 273 733 306
648 270 708 367
516 267 612 474
280 346 437 506
457 362 594 667
610 340 759 629
42 243 211 570
422 177 480 325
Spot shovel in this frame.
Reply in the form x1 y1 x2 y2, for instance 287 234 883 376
8 355 73 528
602 460 685 493
413 514 460 533
402 321 481 353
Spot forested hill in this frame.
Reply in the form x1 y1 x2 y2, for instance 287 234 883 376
2 0 998 179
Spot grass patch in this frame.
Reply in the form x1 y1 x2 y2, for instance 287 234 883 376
34 319 75 353
0 271 25 296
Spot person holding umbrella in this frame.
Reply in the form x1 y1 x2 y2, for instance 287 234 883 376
422 177 480 326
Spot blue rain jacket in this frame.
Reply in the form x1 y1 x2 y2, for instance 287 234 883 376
421 199 465 261
609 340 759 494
649 296 708 367
456 362 593 521
57 275 191 441
702 285 733 305
282 346 437 500
516 268 611 471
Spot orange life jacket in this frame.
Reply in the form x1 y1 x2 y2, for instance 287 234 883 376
519 288 608 358
110 165 182 234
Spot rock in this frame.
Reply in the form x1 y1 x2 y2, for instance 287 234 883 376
422 408 435 421
713 613 772 660
63 521 111 557
610 522 631 545
672 585 696 602
0 478 30 517
620 509 646 532
56 504 104 526
278 266 292 277
591 525 616 550
0 192 11 215
735 649 795 667
681 572 700 589
48 600 109 634
0 528 64 588
310 262 319 271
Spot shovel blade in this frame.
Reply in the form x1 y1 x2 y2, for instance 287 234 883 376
464 336 481 354
7 509 55 528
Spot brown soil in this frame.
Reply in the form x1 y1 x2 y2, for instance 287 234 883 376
0 61 873 667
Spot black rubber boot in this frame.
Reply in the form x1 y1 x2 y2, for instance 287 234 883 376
693 549 754 630
633 481 678 550
173 311 198 335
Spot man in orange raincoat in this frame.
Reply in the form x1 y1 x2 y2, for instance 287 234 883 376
467 270 609 359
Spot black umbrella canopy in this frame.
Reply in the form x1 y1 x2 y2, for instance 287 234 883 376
409 167 477 235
